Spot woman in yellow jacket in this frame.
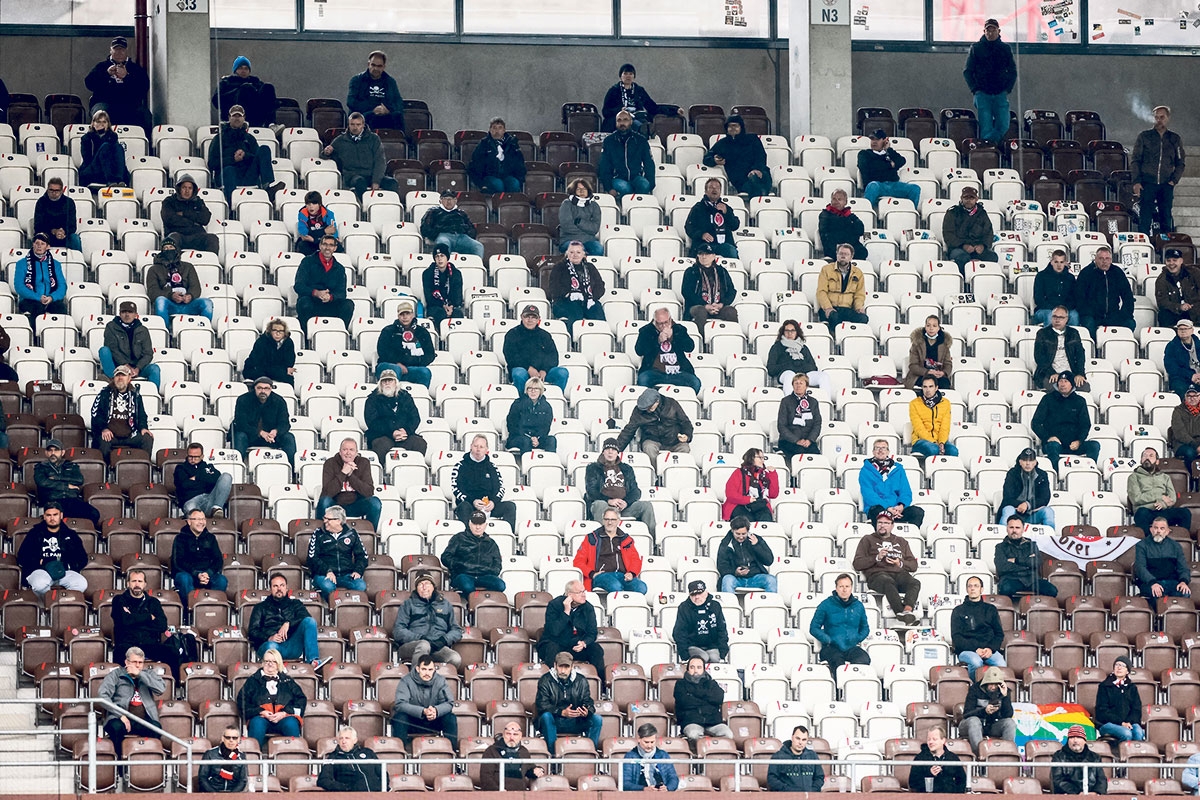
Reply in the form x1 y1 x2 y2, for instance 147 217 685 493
909 374 959 459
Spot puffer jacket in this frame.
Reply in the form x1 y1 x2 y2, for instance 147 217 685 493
572 528 643 590
909 395 952 445
614 395 694 450
809 592 869 652
391 590 463 650
439 528 503 578
904 328 954 388
317 745 382 792
598 129 655 190
392 670 453 721
715 530 774 578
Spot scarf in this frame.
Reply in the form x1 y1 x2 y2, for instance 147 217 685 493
303 205 328 235
1186 402 1200 418
923 389 943 410
780 337 806 359
698 265 723 304
566 259 593 298
824 203 852 217
107 386 138 430
620 84 638 111
431 263 453 304
741 465 769 500
924 330 944 369
318 252 335 272
24 251 59 295
872 456 895 477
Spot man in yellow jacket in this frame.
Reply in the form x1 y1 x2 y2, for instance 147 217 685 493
815 243 868 331
909 375 959 459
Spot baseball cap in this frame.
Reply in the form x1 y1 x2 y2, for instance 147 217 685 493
695 242 715 255
1177 319 1194 329
521 305 540 318
397 298 415 313
1018 447 1038 461
1166 248 1184 259
439 189 456 198
469 510 488 525
687 580 706 595
980 666 1006 686
377 369 398 382
554 651 574 666
111 36 129 48
960 186 979 197
875 510 894 521
602 439 619 451
228 105 246 117
118 301 137 313
1066 724 1086 740
1187 385 1200 396
113 365 133 376
984 18 999 29
45 438 64 450
868 128 888 140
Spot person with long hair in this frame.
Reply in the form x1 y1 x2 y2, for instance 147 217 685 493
241 318 296 386
236 648 307 748
722 448 779 522
766 319 832 394
78 109 129 186
557 179 604 256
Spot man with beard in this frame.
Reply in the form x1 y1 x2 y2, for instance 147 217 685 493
1128 447 1190 533
232 376 296 464
858 439 925 527
112 567 181 679
364 369 426 462
479 721 546 790
583 440 655 529
391 572 463 666
674 656 733 741
703 114 771 198
90 366 154 459
17 502 88 598
852 510 921 626
33 439 101 525
206 104 283 203
146 233 212 329
1134 516 1192 599
100 302 159 386
599 110 655 196
247 574 321 667
960 666 1015 755
535 651 602 750
684 178 740 258
390 654 457 747
994 516 1058 599
1051 724 1108 795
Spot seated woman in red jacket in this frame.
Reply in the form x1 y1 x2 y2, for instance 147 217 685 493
722 448 780 523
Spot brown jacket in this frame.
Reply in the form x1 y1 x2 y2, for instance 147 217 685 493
904 328 954 389
321 454 375 507
815 262 865 313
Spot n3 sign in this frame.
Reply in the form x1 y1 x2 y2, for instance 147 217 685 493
172 0 209 12
810 0 850 25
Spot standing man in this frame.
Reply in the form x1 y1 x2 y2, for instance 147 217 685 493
715 516 777 593
441 509 507 593
994 516 1058 599
420 191 484 258
33 440 101 525
376 300 434 386
322 112 400 198
584 440 656 529
1132 105 1185 236
1031 371 1101 465
815 243 869 330
451 435 518 531
858 129 921 209
572 510 647 595
346 51 405 131
634 308 702 393
15 233 68 331
950 575 1006 671
535 651 603 751
537 579 606 678
942 186 997 274
17 503 88 598
294 234 354 334
1128 447 1191 533
809 573 871 675
599 110 655 197
767 725 825 792
198 727 248 793
684 178 741 259
674 657 733 742
502 305 569 393
171 509 228 612
317 439 382 531
467 117 526 194
84 36 151 134
703 115 771 198
364 370 426 462
232 377 297 465
112 568 181 680
852 511 922 626
671 580 728 663
174 443 233 517
997 448 1055 528
615 387 693 461
1074 247 1135 336
962 18 1016 146
1051 724 1108 796
859 440 925 527
306 505 369 599
317 727 382 793
621 723 680 792
98 647 164 767
1134 516 1192 600
391 572 463 666
90 367 155 458
100 303 159 386
246 574 321 668
1154 249 1200 328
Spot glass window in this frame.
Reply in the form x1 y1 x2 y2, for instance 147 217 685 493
0 0 135 25
621 0 770 38
934 1 1081 43
777 0 924 41
302 0 452 33
464 0 611 35
1088 0 1193 46
213 0 296 30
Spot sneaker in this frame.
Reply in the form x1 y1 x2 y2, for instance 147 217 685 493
897 613 919 626
265 180 285 201
312 656 333 671
211 507 225 519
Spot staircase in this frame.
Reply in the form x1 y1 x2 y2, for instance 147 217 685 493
0 647 77 794
1168 145 1200 241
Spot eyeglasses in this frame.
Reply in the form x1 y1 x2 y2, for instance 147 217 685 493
323 517 337 522
222 735 240 740
186 454 203 460
1051 314 1067 320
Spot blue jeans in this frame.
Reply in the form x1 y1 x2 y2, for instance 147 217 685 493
912 440 959 458
375 362 432 387
450 573 507 594
512 366 568 393
637 370 702 393
1032 308 1080 327
153 295 213 329
98 348 161 387
539 711 603 752
312 572 367 599
174 571 229 608
434 233 484 258
592 572 648 594
1133 507 1191 534
79 139 130 186
481 176 522 194
551 298 607 331
974 91 1011 143
558 239 605 256
719 573 779 593
997 505 1055 528
863 180 922 209
691 241 739 259
1140 182 1176 235
1098 722 1145 742
958 650 1007 671
255 616 319 663
246 715 301 749
1176 443 1199 466
233 431 297 465
316 494 382 531
220 144 277 203
181 472 234 515
610 176 653 196
1043 439 1101 466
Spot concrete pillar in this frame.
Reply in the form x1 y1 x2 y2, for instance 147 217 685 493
788 0 852 141
149 0 212 131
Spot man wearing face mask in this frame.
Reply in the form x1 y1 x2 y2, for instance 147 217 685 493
146 233 212 330
599 110 656 197
549 241 607 330
674 657 733 742
1170 385 1200 469
1033 306 1089 391
1128 447 1190 534
1134 516 1192 599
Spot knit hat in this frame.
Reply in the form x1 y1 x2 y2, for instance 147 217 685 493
636 388 660 411
433 243 451 258
413 572 434 589
163 232 182 248
1066 724 1086 740
232 56 251 72
1114 655 1133 671
32 232 50 244
602 439 619 452
469 510 487 525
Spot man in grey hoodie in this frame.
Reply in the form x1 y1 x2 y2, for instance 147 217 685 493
389 654 458 748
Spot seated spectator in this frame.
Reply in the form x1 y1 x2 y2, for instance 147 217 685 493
816 244 868 331
375 299 434 386
503 305 569 392
622 723 680 792
684 178 740 258
558 180 604 256
175 442 233 517
15 233 68 331
703 115 771 198
317 727 382 793
1052 724 1109 796
242 319 296 386
1094 656 1144 742
1031 371 1100 466
84 37 151 134
112 567 181 680
1170 385 1200 470
1129 447 1190 533
480 722 545 791
1156 248 1200 328
584 439 655 529
903 316 953 390
505 377 556 455
549 240 607 329
441 508 507 593
346 51 404 131
294 234 353 335
674 656 733 741
1075 246 1135 336
206 105 282 204
537 579 606 677
998 448 1055 527
306 504 369 599
90 367 154 458
233 377 297 464
853 510 921 625
33 441 101 525
535 651 603 751
817 189 867 261
960 666 1015 756
317 440 382 532
171 509 228 612
322 112 400 198
573 511 648 595
365 370 426 462
672 580 728 663
858 129 920 208
942 186 997 273
1032 250 1079 326
212 56 276 127
1166 318 1200 398
99 646 164 767
994 516 1058 599
33 178 81 252
247 574 321 666
391 572 463 666
716 516 777 593
162 174 219 254
198 726 248 793
1033 307 1089 392
615 387 693 460
420 191 483 258
859 439 925 527
722 448 779 523
100 303 160 386
237 648 306 748
17 502 87 598
468 117 526 194
599 111 655 196
777 374 822 464
601 63 658 133
1183 753 1200 796
147 234 212 330
682 243 738 331
0 322 16 383
809 573 870 675
909 726 967 793
389 654 458 746
422 244 464 327
767 319 832 393
767 725 825 792
452 435 518 532
951 575 1006 670
634 308 702 392
909 376 959 459
1134 516 1192 599
295 190 337 257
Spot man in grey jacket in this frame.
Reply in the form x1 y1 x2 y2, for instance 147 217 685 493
1132 105 1185 236
391 573 463 666
1128 447 1191 533
322 112 400 197
99 646 165 768
100 301 160 386
389 654 458 747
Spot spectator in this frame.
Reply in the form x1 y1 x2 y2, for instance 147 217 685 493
1171 385 1200 469
537 579 606 677
171 509 228 613
480 722 545 791
84 36 151 134
601 63 658 133
615 387 693 460
295 190 337 257
346 50 404 131
858 129 920 208
909 726 967 793
206 104 282 204
468 116 526 194
549 239 607 329
33 441 101 525
909 375 959 459
503 305 569 392
767 725 825 792
1182 751 1200 795
147 234 212 330
232 377 297 464
903 315 953 390
317 439 381 532
78 109 129 187
557 180 604 256
294 234 353 334
951 575 1006 670
852 510 921 626
389 654 458 746
1132 105 1185 236
998 448 1055 527
767 319 832 394
942 186 997 274
241 319 296 386
236 648 306 748
1032 251 1079 326
681 243 738 331
441 509 507 593
162 174 219 254
599 111 655 196
451 435 518 532
391 572 463 666
90 367 154 458
1129 447 1190 533
994 516 1058 599
809 573 870 675
306 503 369 599
716 516 777 593
1031 371 1101 466
99 647 164 767
1052 724 1108 796
198 726 248 793
962 19 1016 146
365 370 426 462
1155 248 1200 328
420 191 483 258
817 189 867 261
722 448 779 523
246 574 321 666
572 511 648 594
375 299 434 387
622 723 680 792
212 56 276 127
1134 516 1192 599
815 244 868 330
703 115 771 198
535 651 603 751
859 439 925 527
674 656 733 741
322 113 400 198
100 302 160 386
672 580 728 663
1166 318 1200 398
960 666 1015 755
684 178 740 258
1075 247 1135 336
634 308 702 392
777 374 822 464
32 178 81 252
1094 656 1144 742
174 443 233 517
317 727 381 793
1033 307 1089 392
15 233 68 331
584 439 655 529
422 244 464 327
112 567 181 680
505 377 556 455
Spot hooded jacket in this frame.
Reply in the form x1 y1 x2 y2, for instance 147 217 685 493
467 134 527 184
440 528 503 578
206 123 261 174
681 261 737 310
598 129 656 189
909 745 967 793
963 35 1017 95
584 459 642 507
857 146 906 185
391 589 463 650
451 453 507 508
420 205 476 240
904 328 954 389
1030 389 1092 446
766 745 825 792
703 127 768 190
1074 262 1134 324
14 250 67 304
90 384 150 446
171 526 224 579
232 391 291 441
615 395 694 450
198 744 249 793
502 323 560 373
601 82 658 132
535 667 595 717
146 252 202 303
246 593 312 649
1033 263 1077 312
392 669 453 721
993 535 1044 590
346 69 403 120
1094 674 1142 726
1033 326 1087 385
306 522 368 578
673 671 725 729
161 177 213 239
364 388 421 443
541 593 599 652
858 460 914 511
950 597 1004 654
633 322 697 378
852 531 919 580
672 596 728 658
942 201 994 250
1000 464 1052 511
715 530 774 579
479 737 540 791
102 316 155 371
328 129 387 184
173 459 225 506
236 668 306 724
962 680 1013 725
909 394 953 445
815 262 865 313
317 745 382 792
1132 127 1186 186
572 528 643 590
1052 744 1108 795
98 665 164 725
809 591 869 652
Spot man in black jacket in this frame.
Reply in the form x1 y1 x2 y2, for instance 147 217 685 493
480 722 546 790
1075 247 1135 336
212 56 276 127
817 189 866 260
161 174 219 254
703 115 771 197
909 726 967 793
90 366 154 459
112 568 181 680
171 509 228 613
716 516 776 594
306 504 368 599
1032 251 1079 326
376 300 434 387
32 178 81 251
364 370 427 462
674 656 733 741
346 51 405 131
599 110 655 196
17 503 88 597
198 727 249 793
468 117 526 194
963 18 1016 145
451 436 518 531
960 666 1015 756
502 305 569 392
537 579 605 679
633 309 702 393
1052 724 1108 795
997 448 1055 527
672 580 728 663
294 234 354 334
247 574 321 667
33 440 101 525
317 727 382 792
535 651 603 751
441 509 507 593
232 377 296 464
419 191 483 258
1033 307 1089 391
174 443 233 517
584 440 655 528
1031 372 1100 466
684 178 740 258
766 725 825 792
951 575 1005 671
1132 105 1186 237
858 129 920 209
994 515 1058 599
83 37 151 134
205 105 282 203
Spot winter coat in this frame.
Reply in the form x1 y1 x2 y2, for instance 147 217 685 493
346 70 403 120
904 328 954 388
1155 267 1200 318
777 391 822 446
1134 535 1190 588
246 594 312 649
479 738 540 790
598 129 655 189
503 323 560 372
1000 465 1052 511
306 523 368 579
815 262 865 313
451 454 507 507
364 389 421 443
236 669 307 724
703 133 768 191
963 35 1017 95
145 255 202 303
392 670 453 721
505 394 554 447
683 197 740 253
207 123 260 174
633 320 697 378
1132 128 1186 186
767 745 825 792
440 528 503 579
1030 390 1092 446
858 460 913 511
420 206 476 240
909 746 967 793
84 58 150 112
1052 744 1108 795
318 745 382 792
672 597 728 658
173 459 224 506
1127 465 1177 513
467 134 526 184
942 202 994 250
212 73 265 115
98 665 164 725
909 396 953 444
1033 264 1077 313
14 251 67 303
422 263 464 310
809 592 869 652
33 193 78 241
1171 404 1200 449
294 252 348 301
328 130 387 184
89 385 149 447
961 680 1014 726
377 319 435 369
111 590 169 655
1165 336 1200 389
766 340 817 381
721 466 780 519
1094 675 1142 726
818 207 865 259
715 530 774 579
673 673 725 729
622 747 680 791
548 258 606 303
391 590 463 650
601 83 658 132
171 527 224 579
680 263 737 310
161 190 212 240
80 129 127 181
572 528 643 590
1074 262 1134 324
535 668 595 716
852 532 919 580
102 318 154 371
1033 326 1087 385
198 744 249 793
615 395 694 451
32 459 87 504
541 594 599 652
950 597 1004 654
584 459 642 507
557 198 602 243
241 332 295 385
296 204 337 242
857 147 905 185
994 536 1045 590
232 391 291 441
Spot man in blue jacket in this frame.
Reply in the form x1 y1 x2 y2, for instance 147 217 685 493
858 439 925 527
621 723 679 792
1165 319 1200 398
809 573 870 676
15 233 68 331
